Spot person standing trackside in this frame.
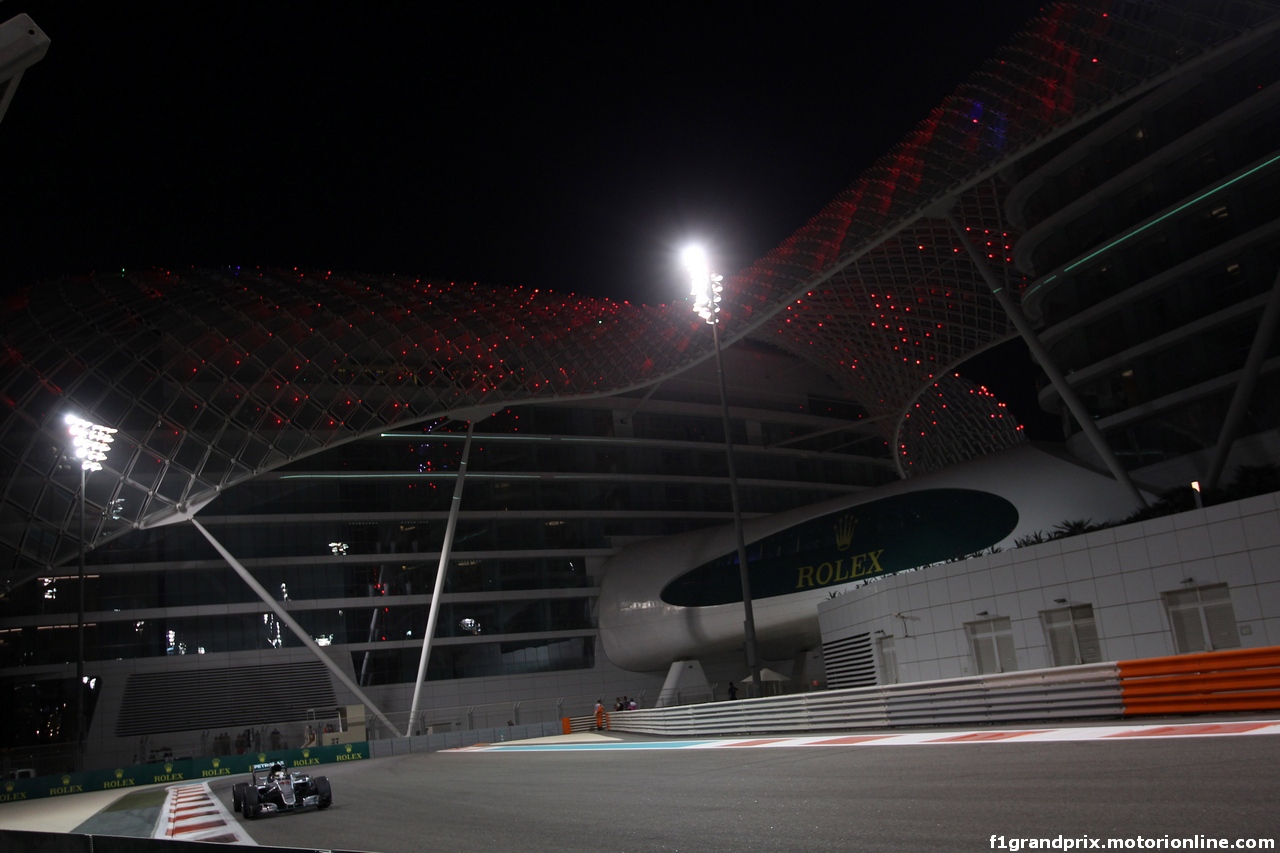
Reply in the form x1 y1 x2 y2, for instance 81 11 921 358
727 681 738 701
594 699 605 730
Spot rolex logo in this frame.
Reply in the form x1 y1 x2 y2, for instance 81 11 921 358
115 769 125 779
344 744 353 754
212 758 220 768
61 775 71 785
302 749 310 758
5 781 13 792
164 763 173 773
257 753 266 762
834 515 857 551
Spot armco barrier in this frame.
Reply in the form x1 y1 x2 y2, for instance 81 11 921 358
1119 645 1280 715
366 721 564 759
563 714 601 733
7 649 1278 805
606 663 1123 738
0 741 368 804
606 648 1280 738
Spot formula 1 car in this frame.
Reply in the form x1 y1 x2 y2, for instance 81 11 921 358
232 762 332 819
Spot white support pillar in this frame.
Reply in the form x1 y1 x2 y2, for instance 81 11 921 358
408 420 475 734
656 659 711 707
189 517 402 738
945 210 1146 509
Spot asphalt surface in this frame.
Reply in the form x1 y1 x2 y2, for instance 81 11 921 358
209 732 1280 853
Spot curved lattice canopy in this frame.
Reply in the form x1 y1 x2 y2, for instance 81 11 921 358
4 0 1277 586
733 0 1280 471
0 269 715 585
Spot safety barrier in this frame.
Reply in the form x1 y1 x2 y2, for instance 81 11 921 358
1 723 564 806
1119 646 1280 715
367 720 564 757
562 715 602 733
607 662 1122 737
0 742 370 804
606 647 1280 738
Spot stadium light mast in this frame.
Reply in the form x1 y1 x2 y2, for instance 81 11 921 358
683 246 763 698
65 414 116 770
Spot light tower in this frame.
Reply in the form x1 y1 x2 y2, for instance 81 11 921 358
65 414 116 769
683 246 763 698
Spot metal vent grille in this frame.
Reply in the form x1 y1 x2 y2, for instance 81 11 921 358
823 632 877 689
115 660 336 736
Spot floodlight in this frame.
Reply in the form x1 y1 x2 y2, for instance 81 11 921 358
682 245 722 324
65 414 117 472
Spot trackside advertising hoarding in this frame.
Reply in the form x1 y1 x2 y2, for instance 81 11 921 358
0 741 367 803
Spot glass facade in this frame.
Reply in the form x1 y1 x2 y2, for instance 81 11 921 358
1018 35 1280 467
1 381 894 685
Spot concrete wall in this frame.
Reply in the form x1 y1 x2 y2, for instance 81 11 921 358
818 492 1280 682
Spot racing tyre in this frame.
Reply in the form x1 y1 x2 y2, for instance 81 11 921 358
315 776 332 809
242 784 259 819
232 782 246 813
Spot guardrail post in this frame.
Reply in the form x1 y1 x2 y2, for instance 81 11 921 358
467 706 474 730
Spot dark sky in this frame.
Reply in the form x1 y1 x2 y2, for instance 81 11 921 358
0 0 1058 435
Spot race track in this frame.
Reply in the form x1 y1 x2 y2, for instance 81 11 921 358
206 722 1280 853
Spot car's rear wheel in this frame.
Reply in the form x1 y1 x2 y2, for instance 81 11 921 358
314 776 332 809
232 782 246 812
242 785 259 819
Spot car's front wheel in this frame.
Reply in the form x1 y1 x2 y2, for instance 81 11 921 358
231 782 246 813
314 776 332 809
242 785 259 820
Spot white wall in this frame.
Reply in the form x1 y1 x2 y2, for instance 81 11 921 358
818 491 1280 681
599 443 1145 672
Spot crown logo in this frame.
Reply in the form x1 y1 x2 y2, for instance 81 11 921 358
834 515 857 551
115 768 124 779
5 781 13 792
344 744 353 754
212 758 220 768
302 748 310 758
61 775 71 785
164 763 173 773
257 753 267 763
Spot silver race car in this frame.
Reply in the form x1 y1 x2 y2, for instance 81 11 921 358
232 761 333 819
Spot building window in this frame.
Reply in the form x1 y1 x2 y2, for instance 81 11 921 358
1162 584 1241 653
876 635 898 685
1040 605 1102 666
965 617 1017 674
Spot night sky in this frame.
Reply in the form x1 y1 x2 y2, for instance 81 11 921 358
0 1 1057 435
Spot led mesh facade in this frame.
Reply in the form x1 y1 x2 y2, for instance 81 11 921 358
0 270 721 588
6 2 1275 595
5 0 1274 591
740 1 1280 475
